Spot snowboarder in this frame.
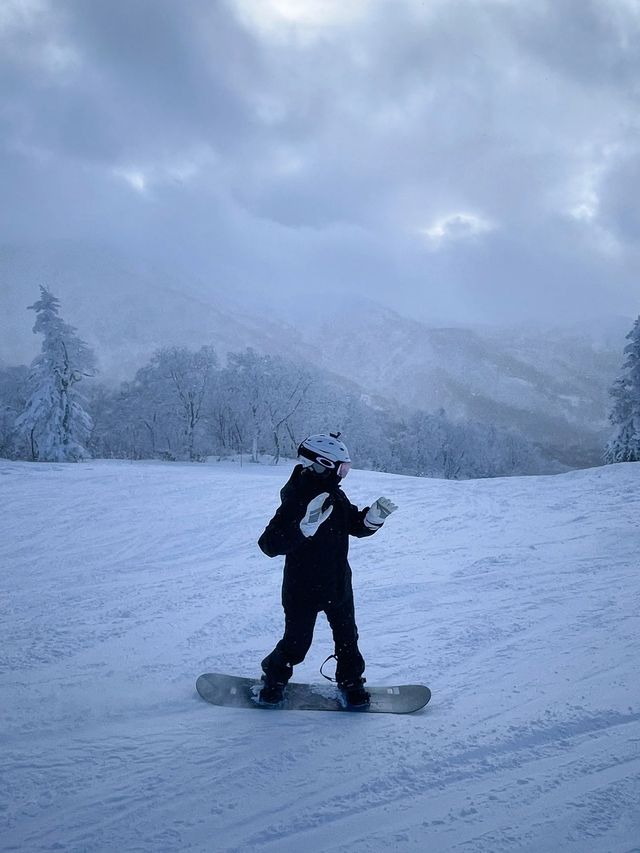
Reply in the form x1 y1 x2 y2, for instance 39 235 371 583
257 433 397 708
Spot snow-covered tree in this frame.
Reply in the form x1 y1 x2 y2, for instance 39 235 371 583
221 349 314 463
114 345 218 461
15 287 96 462
151 345 217 461
0 364 29 459
262 358 314 463
605 315 640 464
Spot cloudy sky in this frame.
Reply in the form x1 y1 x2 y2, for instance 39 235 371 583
2 0 640 326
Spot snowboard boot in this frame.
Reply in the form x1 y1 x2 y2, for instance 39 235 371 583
339 678 370 710
258 676 286 706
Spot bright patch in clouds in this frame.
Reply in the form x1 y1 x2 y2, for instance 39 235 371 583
421 212 496 248
566 146 621 225
112 152 209 194
567 162 603 223
113 168 147 194
232 0 371 40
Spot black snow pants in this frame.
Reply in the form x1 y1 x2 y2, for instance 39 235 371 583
261 594 365 686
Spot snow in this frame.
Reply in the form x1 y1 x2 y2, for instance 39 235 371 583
1 458 639 853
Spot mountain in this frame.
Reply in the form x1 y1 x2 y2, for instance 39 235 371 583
297 300 627 467
0 242 629 467
0 241 306 381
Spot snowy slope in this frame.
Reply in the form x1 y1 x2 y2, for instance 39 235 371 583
1 459 639 853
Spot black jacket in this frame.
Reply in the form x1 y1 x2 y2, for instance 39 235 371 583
258 464 376 609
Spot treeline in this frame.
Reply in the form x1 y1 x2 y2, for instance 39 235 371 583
0 345 548 477
0 287 549 478
87 345 548 477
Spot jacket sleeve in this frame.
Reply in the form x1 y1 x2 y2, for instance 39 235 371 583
258 496 308 557
348 502 377 539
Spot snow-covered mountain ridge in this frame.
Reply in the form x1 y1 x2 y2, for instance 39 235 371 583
300 302 624 466
1 458 639 851
0 242 300 379
0 243 630 466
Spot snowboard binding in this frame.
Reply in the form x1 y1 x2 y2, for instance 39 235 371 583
338 680 370 710
258 676 287 707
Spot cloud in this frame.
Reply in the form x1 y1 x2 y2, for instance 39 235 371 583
231 0 372 43
1 0 640 330
421 213 496 248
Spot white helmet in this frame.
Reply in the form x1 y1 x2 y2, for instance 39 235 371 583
298 432 351 476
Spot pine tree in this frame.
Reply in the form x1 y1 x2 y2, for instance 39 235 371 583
604 315 640 464
15 287 97 462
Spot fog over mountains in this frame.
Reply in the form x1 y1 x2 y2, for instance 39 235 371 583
305 307 624 468
1 242 629 468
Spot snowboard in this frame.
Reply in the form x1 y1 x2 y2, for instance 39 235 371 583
195 672 431 714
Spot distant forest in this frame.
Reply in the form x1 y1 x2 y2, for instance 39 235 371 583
1 343 553 477
0 287 566 477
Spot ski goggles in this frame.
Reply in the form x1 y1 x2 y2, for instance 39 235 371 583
311 458 351 478
299 449 352 477
337 461 351 478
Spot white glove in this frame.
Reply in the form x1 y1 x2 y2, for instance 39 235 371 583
300 492 333 538
364 496 398 529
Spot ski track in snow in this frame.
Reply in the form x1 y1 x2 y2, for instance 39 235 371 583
1 459 639 852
